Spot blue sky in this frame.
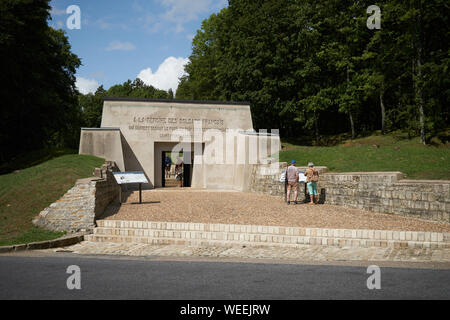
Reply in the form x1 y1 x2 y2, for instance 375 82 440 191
49 0 228 94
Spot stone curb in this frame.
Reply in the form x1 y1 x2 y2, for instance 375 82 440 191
90 220 450 249
0 234 85 254
85 234 450 250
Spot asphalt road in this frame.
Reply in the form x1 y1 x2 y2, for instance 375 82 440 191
0 254 449 300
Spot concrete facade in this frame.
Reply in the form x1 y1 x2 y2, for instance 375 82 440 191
79 98 280 191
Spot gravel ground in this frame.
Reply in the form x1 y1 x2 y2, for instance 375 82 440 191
100 189 450 232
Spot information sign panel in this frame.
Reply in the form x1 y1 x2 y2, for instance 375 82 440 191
113 171 148 184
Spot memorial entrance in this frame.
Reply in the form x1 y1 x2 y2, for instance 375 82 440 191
79 97 280 191
161 151 194 188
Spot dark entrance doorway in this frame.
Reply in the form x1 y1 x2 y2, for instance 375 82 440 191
161 151 193 188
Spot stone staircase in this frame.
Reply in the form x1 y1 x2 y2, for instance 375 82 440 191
86 219 450 249
164 178 179 188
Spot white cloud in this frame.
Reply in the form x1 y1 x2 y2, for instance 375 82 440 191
89 71 105 79
157 0 227 32
76 77 99 94
50 7 66 16
136 0 227 34
137 56 189 92
159 0 211 32
132 1 144 12
96 18 112 30
106 40 136 51
137 12 164 34
95 18 128 31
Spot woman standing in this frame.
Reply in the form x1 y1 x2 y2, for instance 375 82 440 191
175 156 184 188
305 162 319 204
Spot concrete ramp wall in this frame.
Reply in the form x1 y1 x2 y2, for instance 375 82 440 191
79 128 125 171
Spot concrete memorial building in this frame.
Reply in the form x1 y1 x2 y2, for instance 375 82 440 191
79 97 280 191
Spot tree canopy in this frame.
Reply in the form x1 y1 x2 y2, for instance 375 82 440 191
0 0 81 162
0 1 174 164
177 0 450 144
78 78 173 129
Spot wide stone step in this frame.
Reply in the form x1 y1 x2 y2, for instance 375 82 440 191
89 227 447 249
85 234 311 248
90 220 450 249
164 179 178 187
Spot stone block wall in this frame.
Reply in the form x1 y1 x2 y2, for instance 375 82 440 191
250 163 328 200
249 163 286 197
94 167 120 218
33 161 120 233
321 174 450 223
250 163 450 224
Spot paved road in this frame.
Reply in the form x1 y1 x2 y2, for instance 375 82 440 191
0 254 449 300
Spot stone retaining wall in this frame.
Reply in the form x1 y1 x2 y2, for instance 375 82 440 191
94 169 120 218
33 161 120 233
250 163 450 224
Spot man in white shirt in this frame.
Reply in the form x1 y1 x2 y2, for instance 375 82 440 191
286 160 299 205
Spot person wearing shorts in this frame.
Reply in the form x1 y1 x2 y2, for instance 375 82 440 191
175 157 183 187
164 155 172 178
305 162 319 204
286 160 299 205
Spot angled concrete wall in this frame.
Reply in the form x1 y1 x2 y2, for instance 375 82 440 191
79 128 125 171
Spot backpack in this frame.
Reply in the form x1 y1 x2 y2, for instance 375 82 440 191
311 169 319 182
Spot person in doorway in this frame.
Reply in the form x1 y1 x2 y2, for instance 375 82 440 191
305 162 319 204
175 156 184 187
164 155 172 178
286 160 299 205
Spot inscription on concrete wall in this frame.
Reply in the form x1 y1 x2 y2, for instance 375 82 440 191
128 117 226 138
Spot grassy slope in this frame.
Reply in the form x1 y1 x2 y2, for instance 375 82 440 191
0 154 104 246
279 134 450 180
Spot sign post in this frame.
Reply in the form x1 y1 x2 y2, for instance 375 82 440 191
139 183 142 204
112 171 149 204
298 171 308 203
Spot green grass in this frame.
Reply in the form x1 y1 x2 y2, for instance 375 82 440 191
0 154 104 246
279 133 450 180
0 147 78 175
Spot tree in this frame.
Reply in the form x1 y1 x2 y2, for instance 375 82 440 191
167 88 174 99
79 79 173 129
79 86 106 128
176 10 226 100
0 0 81 163
177 0 449 142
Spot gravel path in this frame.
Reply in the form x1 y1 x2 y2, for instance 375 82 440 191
100 189 450 232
